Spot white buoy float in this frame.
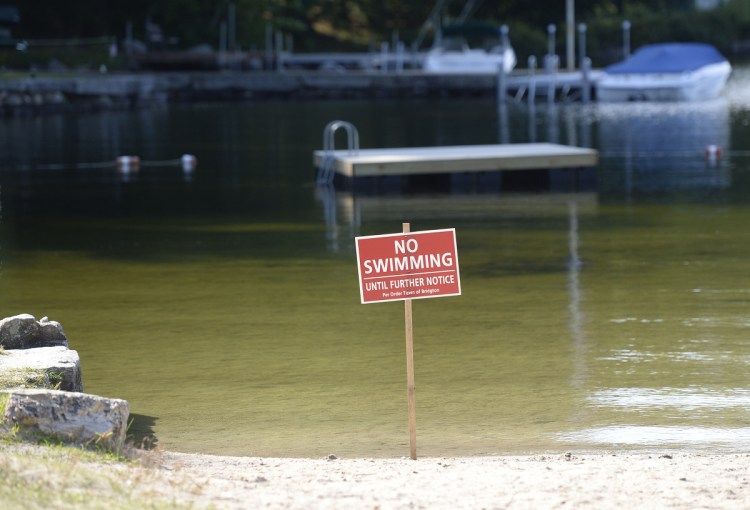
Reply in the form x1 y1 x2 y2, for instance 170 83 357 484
181 154 198 172
116 155 141 171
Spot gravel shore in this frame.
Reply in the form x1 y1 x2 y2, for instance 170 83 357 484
158 451 750 509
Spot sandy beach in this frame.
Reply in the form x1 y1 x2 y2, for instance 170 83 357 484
156 451 750 509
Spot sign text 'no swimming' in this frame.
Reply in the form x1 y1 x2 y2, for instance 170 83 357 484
355 228 461 304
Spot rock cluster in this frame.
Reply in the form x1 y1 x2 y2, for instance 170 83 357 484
0 346 83 392
2 389 130 451
0 314 69 350
0 314 130 452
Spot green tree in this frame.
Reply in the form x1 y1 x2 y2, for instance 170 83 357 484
11 0 750 58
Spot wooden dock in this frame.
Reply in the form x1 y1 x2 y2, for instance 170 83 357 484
314 143 598 178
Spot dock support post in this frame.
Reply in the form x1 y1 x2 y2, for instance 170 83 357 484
582 57 591 104
547 24 557 61
566 0 575 70
500 24 510 54
528 56 538 142
527 56 537 104
622 20 631 59
496 24 510 111
545 55 558 104
577 24 587 70
380 42 389 73
496 63 507 109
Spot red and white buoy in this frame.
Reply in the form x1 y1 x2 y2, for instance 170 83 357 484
116 155 141 171
705 144 722 166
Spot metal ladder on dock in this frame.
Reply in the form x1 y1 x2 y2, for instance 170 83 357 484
317 120 360 186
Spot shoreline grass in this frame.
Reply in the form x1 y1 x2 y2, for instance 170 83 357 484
0 442 208 510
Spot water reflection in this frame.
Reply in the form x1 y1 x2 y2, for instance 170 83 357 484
567 201 586 390
318 189 598 243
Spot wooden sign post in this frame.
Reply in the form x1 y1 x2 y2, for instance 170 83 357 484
403 222 417 460
355 224 461 460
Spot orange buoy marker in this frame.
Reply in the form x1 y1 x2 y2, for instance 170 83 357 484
705 144 722 166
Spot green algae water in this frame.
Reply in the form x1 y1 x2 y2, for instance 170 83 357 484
2 73 750 457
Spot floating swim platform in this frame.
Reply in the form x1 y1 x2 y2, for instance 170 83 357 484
313 143 598 178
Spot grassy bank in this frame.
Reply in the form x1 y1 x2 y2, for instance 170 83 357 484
0 443 207 510
0 353 198 508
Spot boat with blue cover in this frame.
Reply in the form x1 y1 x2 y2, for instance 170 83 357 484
597 42 732 102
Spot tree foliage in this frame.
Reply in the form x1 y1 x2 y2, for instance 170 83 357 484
12 0 750 59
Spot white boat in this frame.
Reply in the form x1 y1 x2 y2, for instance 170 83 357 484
423 23 517 75
597 42 732 102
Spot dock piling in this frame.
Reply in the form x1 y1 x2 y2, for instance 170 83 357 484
577 24 587 70
497 63 508 110
622 20 632 59
528 56 538 104
582 58 592 104
545 55 559 104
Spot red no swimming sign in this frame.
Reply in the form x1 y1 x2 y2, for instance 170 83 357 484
355 228 461 304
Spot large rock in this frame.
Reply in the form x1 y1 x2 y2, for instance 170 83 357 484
0 314 68 349
1 389 130 452
0 346 82 392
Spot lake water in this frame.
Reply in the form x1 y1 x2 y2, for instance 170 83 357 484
2 69 750 457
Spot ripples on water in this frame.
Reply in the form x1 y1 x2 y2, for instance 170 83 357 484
560 426 750 450
589 387 750 411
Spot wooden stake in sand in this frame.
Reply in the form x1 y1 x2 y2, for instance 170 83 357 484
403 222 417 460
355 224 462 460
